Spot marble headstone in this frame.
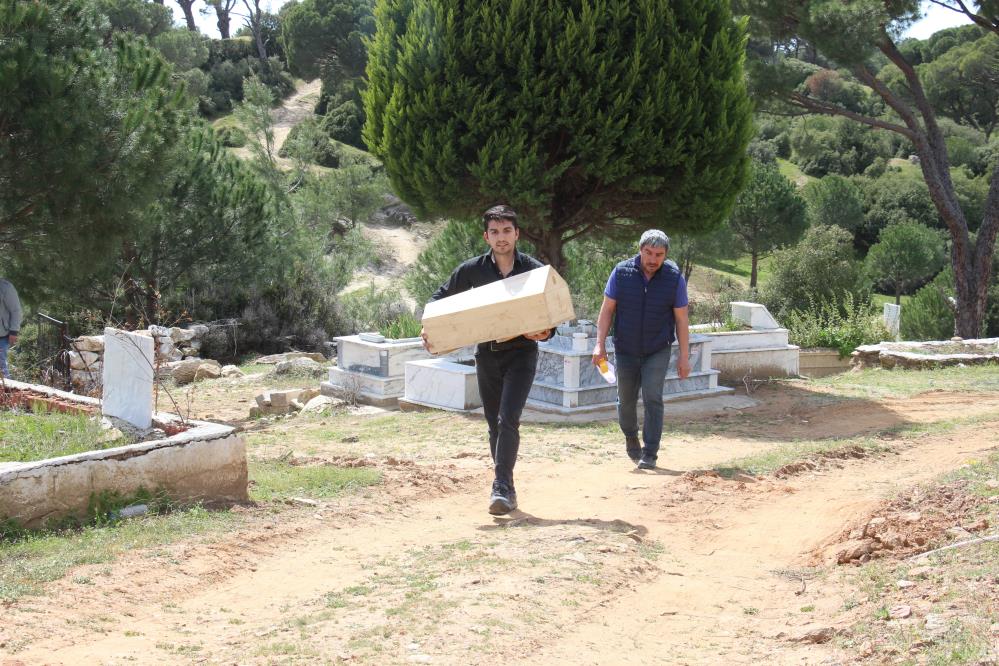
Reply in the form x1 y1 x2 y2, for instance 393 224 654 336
883 303 901 340
102 327 155 429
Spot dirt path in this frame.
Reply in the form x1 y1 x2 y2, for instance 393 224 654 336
230 79 321 166
6 391 999 665
271 80 321 155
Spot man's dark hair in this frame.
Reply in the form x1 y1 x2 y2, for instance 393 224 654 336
482 204 519 231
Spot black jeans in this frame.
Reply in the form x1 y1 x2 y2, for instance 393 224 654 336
474 344 538 487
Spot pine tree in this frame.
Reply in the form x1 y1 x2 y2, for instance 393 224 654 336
363 0 754 270
1 0 186 295
741 0 999 337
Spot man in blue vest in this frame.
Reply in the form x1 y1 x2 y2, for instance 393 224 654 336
591 230 690 469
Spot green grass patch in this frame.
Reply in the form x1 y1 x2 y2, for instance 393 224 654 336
777 157 816 187
717 415 997 478
871 293 912 307
695 253 775 289
248 459 381 502
237 362 272 375
816 365 999 399
715 437 893 477
0 505 243 602
0 406 129 463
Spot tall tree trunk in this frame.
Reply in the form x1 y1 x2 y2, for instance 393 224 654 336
242 0 267 60
177 0 197 31
217 12 230 39
527 228 568 275
121 241 142 329
916 141 997 339
749 251 759 289
895 285 901 306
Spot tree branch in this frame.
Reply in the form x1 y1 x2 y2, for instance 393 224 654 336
852 64 923 135
927 0 999 37
876 30 948 166
973 159 999 279
785 92 915 138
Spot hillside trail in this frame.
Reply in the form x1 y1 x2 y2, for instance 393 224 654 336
272 79 321 158
230 79 321 167
6 390 999 665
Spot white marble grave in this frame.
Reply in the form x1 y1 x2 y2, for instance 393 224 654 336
322 334 432 406
526 323 729 415
730 301 781 329
693 302 799 380
102 327 155 429
403 359 480 411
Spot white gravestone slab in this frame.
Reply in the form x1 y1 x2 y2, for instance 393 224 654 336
730 302 781 329
102 327 155 429
883 303 901 340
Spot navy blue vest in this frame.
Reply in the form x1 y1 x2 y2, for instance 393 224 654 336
612 256 680 356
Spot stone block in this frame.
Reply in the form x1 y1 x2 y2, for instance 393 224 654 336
169 327 197 343
255 351 326 365
73 335 104 353
274 357 325 377
268 389 302 408
404 359 481 411
421 265 575 354
172 359 222 385
102 328 155 430
69 350 101 370
730 301 781 329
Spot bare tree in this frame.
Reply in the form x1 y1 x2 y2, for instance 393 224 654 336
205 0 237 38
174 0 199 31
240 0 267 60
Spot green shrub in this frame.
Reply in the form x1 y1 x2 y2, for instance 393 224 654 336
216 124 247 147
562 236 635 320
279 118 339 167
900 268 955 341
783 294 890 357
337 283 411 335
760 225 868 318
379 312 422 339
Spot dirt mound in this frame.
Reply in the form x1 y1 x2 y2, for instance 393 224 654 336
816 480 992 565
775 445 875 478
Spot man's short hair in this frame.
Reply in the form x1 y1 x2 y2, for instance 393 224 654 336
639 229 670 250
482 205 519 231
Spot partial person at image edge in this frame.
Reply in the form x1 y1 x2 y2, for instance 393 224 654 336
0 278 23 379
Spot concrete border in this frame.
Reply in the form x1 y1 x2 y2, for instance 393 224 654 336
0 379 248 528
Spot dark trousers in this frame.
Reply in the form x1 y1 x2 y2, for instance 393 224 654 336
474 345 538 487
615 345 672 460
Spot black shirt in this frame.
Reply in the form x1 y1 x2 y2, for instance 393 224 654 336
429 250 555 348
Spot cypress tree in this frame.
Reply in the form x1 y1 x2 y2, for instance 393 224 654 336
364 0 754 269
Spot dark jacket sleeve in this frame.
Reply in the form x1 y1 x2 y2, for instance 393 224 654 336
429 263 469 303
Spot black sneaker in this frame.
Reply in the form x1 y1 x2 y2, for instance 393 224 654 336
625 436 642 463
488 480 517 515
637 455 657 470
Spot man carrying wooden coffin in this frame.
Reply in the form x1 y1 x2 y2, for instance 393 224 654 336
420 205 554 516
591 230 691 470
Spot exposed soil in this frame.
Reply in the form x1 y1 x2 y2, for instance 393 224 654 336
0 387 94 417
3 383 999 664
